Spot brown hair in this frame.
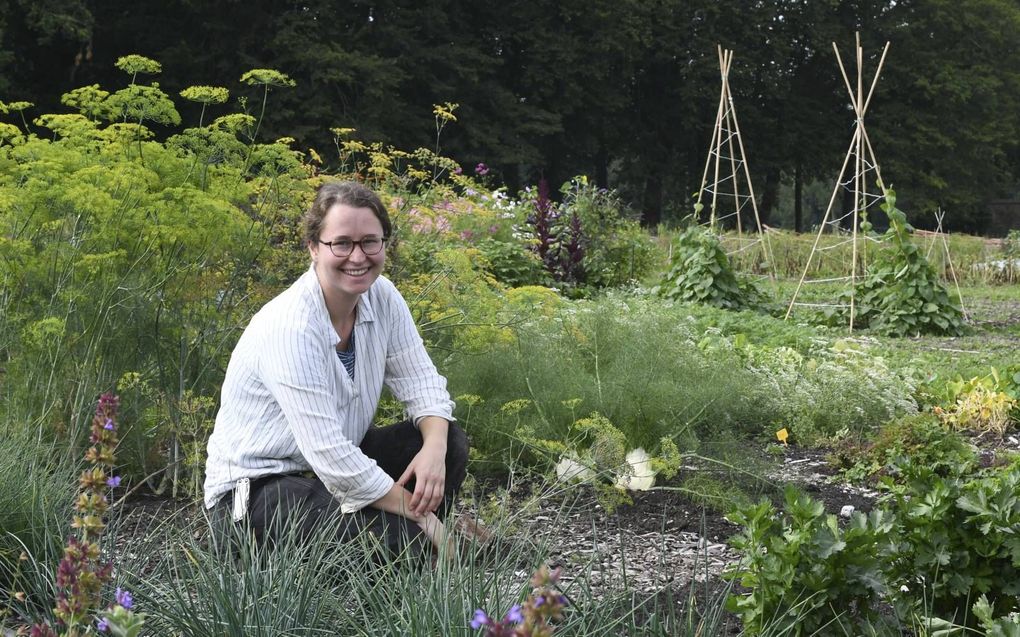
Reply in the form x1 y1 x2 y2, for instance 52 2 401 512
302 180 392 245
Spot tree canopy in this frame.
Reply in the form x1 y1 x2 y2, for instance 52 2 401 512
2 0 1018 232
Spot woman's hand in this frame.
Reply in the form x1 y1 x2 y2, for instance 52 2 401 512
397 435 447 517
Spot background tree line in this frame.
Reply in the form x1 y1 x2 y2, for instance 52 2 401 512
2 0 1018 233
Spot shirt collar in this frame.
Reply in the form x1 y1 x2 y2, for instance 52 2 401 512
302 264 377 328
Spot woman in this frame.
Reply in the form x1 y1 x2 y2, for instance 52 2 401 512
204 180 468 557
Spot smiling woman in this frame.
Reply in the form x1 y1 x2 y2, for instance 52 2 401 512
203 180 468 561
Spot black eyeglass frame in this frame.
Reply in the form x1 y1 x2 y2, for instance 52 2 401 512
317 237 387 258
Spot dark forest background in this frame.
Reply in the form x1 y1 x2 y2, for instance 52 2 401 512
3 0 1019 233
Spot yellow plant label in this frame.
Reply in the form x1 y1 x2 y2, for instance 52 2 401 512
776 428 789 444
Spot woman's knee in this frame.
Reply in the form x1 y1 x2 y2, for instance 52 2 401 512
445 423 470 496
446 422 469 467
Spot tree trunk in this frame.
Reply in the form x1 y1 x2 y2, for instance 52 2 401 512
794 162 803 233
841 186 855 231
641 173 662 227
595 145 609 190
758 169 780 228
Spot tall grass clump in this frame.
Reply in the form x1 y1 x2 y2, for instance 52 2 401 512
15 393 146 636
0 424 77 623
118 477 735 636
724 227 998 284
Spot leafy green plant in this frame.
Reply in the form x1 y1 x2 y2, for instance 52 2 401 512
655 225 766 310
475 237 549 288
559 176 657 291
883 458 1020 625
972 594 1020 636
725 486 896 635
835 189 965 336
936 385 1017 436
928 368 1020 436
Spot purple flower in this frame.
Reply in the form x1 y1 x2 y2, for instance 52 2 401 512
505 604 523 624
557 594 568 606
103 419 114 431
454 166 463 175
96 618 109 632
115 587 133 610
107 475 121 488
534 595 545 607
470 609 490 629
475 162 489 176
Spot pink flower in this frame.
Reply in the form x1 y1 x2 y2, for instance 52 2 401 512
475 163 489 176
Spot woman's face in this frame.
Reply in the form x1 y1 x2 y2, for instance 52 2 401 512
309 203 386 303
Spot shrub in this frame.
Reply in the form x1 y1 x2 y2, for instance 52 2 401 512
474 237 549 288
519 176 656 295
559 176 657 290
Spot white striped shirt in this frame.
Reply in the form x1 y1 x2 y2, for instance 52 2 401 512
203 266 455 512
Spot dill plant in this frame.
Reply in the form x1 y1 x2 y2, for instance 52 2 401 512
0 55 310 497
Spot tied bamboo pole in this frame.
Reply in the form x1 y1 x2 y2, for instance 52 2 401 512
785 34 891 330
694 46 776 279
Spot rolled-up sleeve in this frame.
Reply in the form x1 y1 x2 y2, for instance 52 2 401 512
262 326 394 512
382 286 456 425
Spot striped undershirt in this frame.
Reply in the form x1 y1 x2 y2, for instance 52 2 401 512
337 331 355 379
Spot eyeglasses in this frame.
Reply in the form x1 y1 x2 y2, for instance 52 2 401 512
318 237 386 258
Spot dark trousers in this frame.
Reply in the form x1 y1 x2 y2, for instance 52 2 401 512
214 420 469 559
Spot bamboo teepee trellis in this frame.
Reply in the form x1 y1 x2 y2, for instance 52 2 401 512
695 46 775 277
925 208 969 319
784 34 891 332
